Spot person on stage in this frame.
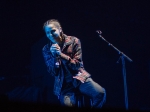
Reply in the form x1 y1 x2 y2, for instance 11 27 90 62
42 19 106 108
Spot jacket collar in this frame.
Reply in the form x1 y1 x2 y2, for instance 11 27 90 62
48 34 74 50
63 34 74 46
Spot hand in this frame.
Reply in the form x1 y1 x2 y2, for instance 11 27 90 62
73 69 90 83
50 44 61 56
73 72 86 83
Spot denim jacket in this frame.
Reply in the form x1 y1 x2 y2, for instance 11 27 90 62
42 34 91 98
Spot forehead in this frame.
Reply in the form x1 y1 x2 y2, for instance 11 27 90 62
45 24 57 30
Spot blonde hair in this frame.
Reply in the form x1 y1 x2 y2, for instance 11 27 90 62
43 19 61 29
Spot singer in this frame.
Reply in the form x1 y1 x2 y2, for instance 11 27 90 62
42 19 106 108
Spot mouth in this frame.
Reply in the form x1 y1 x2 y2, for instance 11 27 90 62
54 36 62 43
52 34 59 39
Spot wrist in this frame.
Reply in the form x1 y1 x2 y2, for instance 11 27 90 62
56 51 61 56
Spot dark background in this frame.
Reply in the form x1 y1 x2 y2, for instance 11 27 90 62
0 0 150 110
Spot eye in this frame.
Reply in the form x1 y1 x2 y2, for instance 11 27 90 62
51 29 56 34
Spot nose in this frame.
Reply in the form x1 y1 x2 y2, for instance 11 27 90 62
51 31 56 37
51 30 54 34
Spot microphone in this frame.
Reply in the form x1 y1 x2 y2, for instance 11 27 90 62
96 30 102 34
96 30 106 41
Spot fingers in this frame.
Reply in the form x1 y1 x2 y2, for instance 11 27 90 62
50 44 60 51
73 76 85 83
51 44 60 50
51 47 59 51
52 43 60 48
73 71 85 83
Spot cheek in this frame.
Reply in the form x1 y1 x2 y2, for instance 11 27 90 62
55 30 60 35
47 35 53 40
46 34 52 38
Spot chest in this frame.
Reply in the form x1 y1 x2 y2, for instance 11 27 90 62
61 44 74 58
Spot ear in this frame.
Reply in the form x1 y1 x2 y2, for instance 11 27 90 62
59 27 62 32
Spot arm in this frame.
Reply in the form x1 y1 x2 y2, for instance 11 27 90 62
42 44 56 76
59 38 83 71
56 37 91 83
60 38 91 83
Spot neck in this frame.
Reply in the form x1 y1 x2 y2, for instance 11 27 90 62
58 36 65 48
57 36 62 44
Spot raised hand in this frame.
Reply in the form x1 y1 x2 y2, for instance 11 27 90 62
50 44 61 56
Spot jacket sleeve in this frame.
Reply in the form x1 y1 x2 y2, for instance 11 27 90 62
60 38 83 71
42 44 56 76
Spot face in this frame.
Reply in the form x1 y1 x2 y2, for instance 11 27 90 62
44 24 62 44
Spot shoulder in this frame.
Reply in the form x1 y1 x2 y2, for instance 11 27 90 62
68 35 79 41
64 34 80 44
42 44 49 51
70 36 81 45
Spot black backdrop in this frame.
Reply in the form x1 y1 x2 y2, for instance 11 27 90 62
0 0 150 110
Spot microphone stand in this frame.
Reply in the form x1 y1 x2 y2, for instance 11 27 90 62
96 30 133 110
